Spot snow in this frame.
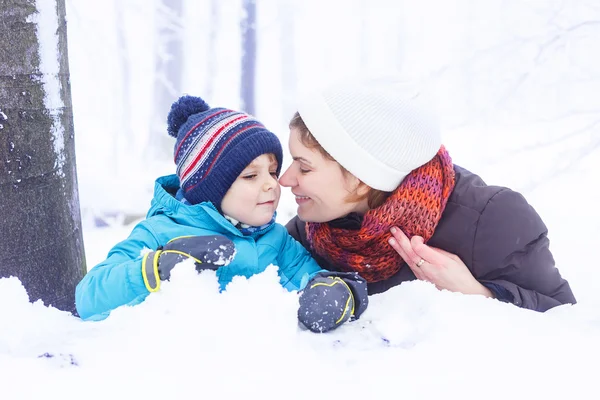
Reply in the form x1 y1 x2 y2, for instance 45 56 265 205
2 260 599 400
212 246 236 266
30 0 66 175
2 1 600 399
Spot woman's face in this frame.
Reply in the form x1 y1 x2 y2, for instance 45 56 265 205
279 128 368 222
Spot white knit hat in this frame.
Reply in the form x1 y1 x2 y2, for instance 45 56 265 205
296 78 441 191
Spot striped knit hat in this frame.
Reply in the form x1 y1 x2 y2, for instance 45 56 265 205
167 95 283 209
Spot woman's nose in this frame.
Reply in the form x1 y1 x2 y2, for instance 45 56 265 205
279 166 295 187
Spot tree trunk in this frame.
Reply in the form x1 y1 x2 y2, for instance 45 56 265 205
240 0 256 115
0 0 86 314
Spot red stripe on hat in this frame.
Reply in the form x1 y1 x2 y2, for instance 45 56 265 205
203 123 263 176
180 114 249 181
174 109 230 160
185 123 263 192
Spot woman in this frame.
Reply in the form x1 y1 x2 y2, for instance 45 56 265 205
280 78 575 312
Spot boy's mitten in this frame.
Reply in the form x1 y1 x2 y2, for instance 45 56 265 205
298 271 368 333
142 235 236 292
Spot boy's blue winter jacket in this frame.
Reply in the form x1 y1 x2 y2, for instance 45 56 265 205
75 175 322 321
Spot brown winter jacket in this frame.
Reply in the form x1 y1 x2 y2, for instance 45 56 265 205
286 165 576 312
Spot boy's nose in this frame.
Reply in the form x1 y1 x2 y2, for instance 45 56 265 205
262 174 278 191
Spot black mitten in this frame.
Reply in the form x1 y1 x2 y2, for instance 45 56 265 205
298 271 368 333
142 235 235 292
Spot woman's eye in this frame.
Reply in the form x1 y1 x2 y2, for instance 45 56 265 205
300 168 310 174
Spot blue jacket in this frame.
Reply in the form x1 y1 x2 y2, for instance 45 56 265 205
76 175 322 321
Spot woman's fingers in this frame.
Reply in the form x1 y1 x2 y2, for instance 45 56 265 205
388 227 427 280
410 235 449 266
389 230 479 294
389 227 420 265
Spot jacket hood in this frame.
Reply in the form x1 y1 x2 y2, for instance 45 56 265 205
148 175 241 237
148 175 275 238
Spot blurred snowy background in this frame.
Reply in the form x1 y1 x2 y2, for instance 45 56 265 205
70 0 600 300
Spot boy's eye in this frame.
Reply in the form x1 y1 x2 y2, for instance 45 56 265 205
270 171 278 177
243 174 257 180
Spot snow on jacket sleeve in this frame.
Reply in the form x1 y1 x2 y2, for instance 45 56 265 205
75 221 159 321
274 224 324 291
473 188 576 311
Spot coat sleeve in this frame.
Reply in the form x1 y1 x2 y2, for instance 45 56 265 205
472 188 576 311
275 224 324 291
75 221 160 321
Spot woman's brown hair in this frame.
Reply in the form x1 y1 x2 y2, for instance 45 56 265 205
289 112 391 209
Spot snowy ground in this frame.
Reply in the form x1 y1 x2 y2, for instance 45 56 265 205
2 258 599 400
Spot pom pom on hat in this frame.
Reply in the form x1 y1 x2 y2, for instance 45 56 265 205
167 95 211 138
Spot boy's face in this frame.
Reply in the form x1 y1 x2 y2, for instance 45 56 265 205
221 154 281 226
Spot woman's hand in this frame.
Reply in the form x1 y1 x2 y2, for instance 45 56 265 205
388 227 494 298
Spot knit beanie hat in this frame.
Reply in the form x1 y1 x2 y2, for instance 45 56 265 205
295 78 441 191
167 95 283 208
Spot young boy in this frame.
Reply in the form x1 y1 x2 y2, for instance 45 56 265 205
75 96 368 333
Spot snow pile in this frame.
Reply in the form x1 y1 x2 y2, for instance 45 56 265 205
1 260 599 400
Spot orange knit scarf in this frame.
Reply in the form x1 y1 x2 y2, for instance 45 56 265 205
306 146 455 282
